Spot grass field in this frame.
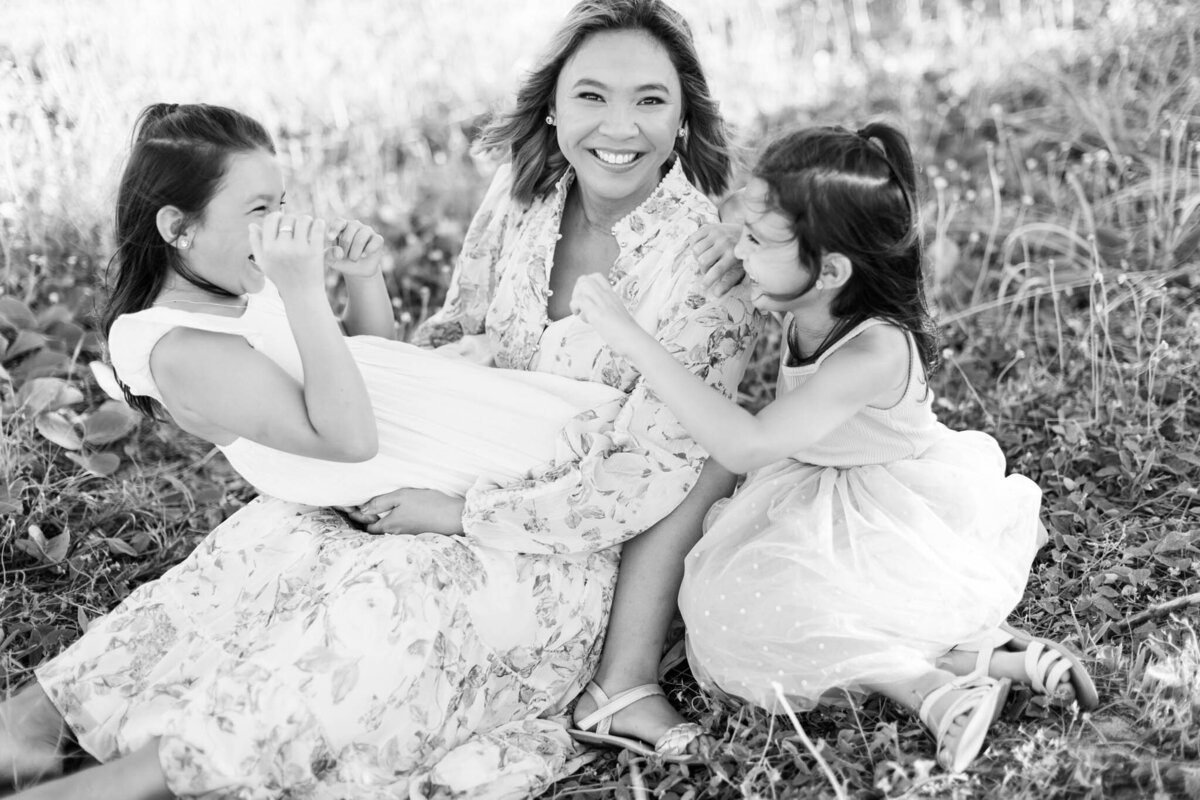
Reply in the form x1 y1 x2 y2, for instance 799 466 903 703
2 0 1199 797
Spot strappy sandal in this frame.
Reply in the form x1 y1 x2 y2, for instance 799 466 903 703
569 682 705 764
918 676 1011 772
955 623 1100 711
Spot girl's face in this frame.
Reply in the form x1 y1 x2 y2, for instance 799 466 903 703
553 29 683 211
733 177 817 313
180 149 285 295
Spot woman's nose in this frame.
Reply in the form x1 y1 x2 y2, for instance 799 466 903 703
598 104 637 138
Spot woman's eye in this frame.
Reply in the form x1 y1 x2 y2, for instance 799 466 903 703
578 92 603 102
638 96 665 106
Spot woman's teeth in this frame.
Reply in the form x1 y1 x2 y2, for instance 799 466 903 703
593 150 639 165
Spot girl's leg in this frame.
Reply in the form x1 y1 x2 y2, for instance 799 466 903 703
8 739 169 800
574 459 736 745
1 684 70 789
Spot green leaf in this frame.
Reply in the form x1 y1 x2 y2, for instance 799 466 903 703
101 537 139 557
65 451 121 477
27 524 70 564
17 377 83 415
4 329 47 362
81 402 139 444
34 411 83 450
0 297 36 330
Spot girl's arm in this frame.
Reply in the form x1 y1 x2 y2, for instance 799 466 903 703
453 262 761 553
572 274 908 473
327 219 394 339
152 213 378 462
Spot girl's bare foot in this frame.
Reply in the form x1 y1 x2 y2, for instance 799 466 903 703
0 685 69 790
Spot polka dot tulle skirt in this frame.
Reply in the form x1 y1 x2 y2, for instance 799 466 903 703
678 429 1044 713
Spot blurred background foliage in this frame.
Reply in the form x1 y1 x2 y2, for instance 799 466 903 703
2 1 1199 796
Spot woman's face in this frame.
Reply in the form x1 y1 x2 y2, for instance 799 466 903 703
553 29 683 210
180 149 285 295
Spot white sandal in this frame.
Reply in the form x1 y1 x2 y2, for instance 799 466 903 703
569 682 704 764
955 623 1100 710
918 676 1010 772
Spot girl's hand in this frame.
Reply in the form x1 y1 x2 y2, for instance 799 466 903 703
570 274 645 355
325 219 386 278
686 223 745 297
249 212 326 294
345 489 465 536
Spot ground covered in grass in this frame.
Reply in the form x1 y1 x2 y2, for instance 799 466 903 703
2 1 1198 797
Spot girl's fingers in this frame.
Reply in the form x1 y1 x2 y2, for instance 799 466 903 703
308 217 325 248
263 211 283 240
277 214 299 240
290 215 313 244
348 225 373 260
363 233 385 257
326 218 349 243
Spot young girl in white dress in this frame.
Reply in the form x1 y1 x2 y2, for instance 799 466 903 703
571 122 1071 771
103 102 625 513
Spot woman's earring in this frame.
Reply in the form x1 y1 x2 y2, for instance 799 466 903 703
545 114 556 126
814 279 824 290
177 237 191 250
677 123 688 139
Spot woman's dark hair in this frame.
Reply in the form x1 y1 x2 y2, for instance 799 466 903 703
477 0 731 203
104 102 274 415
753 121 939 375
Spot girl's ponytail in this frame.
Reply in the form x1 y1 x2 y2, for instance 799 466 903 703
754 122 939 376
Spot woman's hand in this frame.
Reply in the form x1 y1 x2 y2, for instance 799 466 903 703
686 223 745 297
342 488 466 536
325 219 386 278
249 212 326 295
570 274 647 355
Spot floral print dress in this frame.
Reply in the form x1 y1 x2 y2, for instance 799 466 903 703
36 159 760 799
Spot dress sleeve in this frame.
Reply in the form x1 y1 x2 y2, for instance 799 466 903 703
460 259 762 555
411 164 515 349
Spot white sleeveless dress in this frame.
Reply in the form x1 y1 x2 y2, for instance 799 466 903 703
679 318 1045 712
107 280 623 506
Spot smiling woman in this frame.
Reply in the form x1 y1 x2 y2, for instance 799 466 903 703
0 2 761 798
551 30 683 208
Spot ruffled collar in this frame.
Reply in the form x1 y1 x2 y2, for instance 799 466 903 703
547 158 692 253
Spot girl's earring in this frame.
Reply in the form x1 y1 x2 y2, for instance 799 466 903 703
545 114 556 126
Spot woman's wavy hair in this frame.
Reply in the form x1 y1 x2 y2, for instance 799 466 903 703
754 122 939 375
477 0 731 203
103 102 274 416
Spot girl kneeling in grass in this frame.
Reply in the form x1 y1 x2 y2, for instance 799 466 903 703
572 122 1097 771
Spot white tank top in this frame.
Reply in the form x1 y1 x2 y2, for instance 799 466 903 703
776 317 946 467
